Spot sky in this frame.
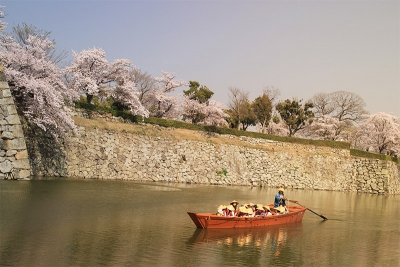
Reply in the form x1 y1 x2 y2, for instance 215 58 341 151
1 0 399 117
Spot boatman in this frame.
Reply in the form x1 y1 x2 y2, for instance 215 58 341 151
274 188 287 208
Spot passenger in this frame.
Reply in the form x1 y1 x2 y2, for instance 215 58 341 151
254 204 265 217
274 188 287 209
222 206 230 216
226 205 235 216
230 200 240 215
238 206 249 217
247 207 255 217
217 205 225 216
248 203 256 213
274 206 286 215
263 205 272 216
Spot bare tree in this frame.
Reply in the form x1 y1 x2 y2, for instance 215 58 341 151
330 91 368 122
263 86 281 105
311 92 335 118
227 87 250 130
311 91 368 123
129 68 156 107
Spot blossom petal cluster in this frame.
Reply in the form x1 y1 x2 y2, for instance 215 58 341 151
0 33 77 137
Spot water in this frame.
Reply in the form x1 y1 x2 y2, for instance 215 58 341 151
0 179 399 267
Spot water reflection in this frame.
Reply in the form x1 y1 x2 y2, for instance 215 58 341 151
0 179 399 267
187 224 304 266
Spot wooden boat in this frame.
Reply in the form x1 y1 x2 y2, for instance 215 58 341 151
187 205 306 229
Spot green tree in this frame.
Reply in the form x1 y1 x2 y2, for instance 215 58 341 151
183 81 214 104
182 81 214 123
240 100 257 131
225 100 257 131
276 98 314 136
224 109 239 129
252 93 272 133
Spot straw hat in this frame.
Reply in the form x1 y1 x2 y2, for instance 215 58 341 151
239 206 248 213
247 208 254 215
227 205 235 211
230 200 239 204
249 203 255 206
278 188 284 192
217 205 226 210
256 204 264 210
263 205 271 211
276 206 285 213
242 203 249 207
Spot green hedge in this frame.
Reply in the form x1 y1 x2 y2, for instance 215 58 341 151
75 101 400 163
350 149 399 164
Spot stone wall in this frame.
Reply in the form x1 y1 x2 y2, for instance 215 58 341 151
0 65 31 180
26 123 400 194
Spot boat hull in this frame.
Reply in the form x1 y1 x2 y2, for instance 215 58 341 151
187 205 306 229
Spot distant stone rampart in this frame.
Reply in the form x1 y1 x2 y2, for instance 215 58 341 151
25 116 400 194
0 65 31 180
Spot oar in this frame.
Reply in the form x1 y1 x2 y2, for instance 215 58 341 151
289 200 328 220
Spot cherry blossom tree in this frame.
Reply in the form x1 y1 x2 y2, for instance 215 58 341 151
181 94 228 126
357 113 400 156
300 116 349 140
111 80 149 117
65 47 147 116
149 71 188 118
0 6 6 33
0 32 78 137
265 114 290 136
11 23 67 65
202 100 229 126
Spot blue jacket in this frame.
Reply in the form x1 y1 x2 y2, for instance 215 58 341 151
274 192 286 208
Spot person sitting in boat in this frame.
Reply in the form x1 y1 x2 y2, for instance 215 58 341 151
248 203 256 214
237 206 249 217
263 205 272 217
247 207 255 217
274 206 286 215
230 200 239 215
254 204 265 217
216 205 225 216
274 188 287 209
226 205 236 216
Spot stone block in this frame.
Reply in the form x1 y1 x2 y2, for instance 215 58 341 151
0 81 9 88
15 150 28 160
12 158 30 169
10 125 25 137
6 138 27 150
1 131 14 140
6 105 17 115
5 114 20 125
0 97 14 105
5 149 16 156
2 89 11 98
0 160 12 173
16 169 30 179
0 139 5 149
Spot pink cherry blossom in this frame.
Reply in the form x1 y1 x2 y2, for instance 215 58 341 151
0 33 77 137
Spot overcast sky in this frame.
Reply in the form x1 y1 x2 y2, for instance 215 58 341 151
1 0 399 117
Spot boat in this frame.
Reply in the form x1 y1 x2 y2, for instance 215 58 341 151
187 204 307 229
